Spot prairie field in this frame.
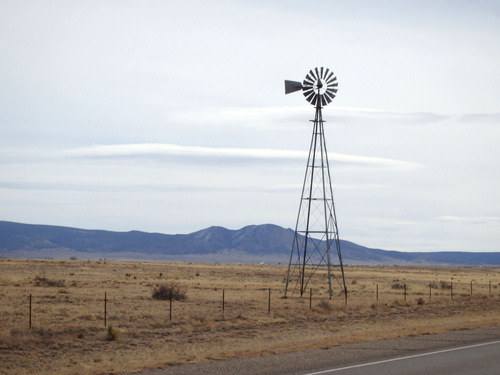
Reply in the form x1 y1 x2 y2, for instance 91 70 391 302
1 258 499 375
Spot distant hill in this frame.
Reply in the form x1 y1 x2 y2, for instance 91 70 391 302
1 220 500 265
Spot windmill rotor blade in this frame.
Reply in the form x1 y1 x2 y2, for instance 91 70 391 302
328 89 338 97
309 69 317 81
324 90 335 102
327 88 338 95
326 71 334 82
313 95 320 106
323 68 331 81
326 76 337 85
324 94 333 104
315 67 320 81
327 82 338 90
303 78 314 88
321 95 327 106
303 86 314 95
305 73 315 83
320 67 324 79
312 94 320 106
303 89 314 97
284 80 303 94
304 91 316 103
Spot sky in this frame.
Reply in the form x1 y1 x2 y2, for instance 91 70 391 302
1 0 499 252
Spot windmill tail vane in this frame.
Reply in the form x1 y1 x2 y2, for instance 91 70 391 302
283 67 347 303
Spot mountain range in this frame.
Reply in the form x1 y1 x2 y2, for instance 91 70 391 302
1 220 500 265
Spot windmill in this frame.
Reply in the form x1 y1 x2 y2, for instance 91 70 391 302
284 67 347 302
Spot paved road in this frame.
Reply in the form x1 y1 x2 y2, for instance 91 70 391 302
129 326 500 375
302 340 500 375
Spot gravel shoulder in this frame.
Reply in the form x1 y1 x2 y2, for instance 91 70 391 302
130 326 500 375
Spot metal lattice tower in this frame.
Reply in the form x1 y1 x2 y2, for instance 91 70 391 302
283 67 347 302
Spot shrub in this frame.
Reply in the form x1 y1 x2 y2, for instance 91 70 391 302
391 282 405 290
440 281 452 290
152 282 187 301
317 300 332 311
416 297 425 305
34 276 65 288
106 326 118 341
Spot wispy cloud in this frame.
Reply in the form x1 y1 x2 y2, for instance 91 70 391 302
62 143 304 159
165 105 450 128
438 216 500 224
458 113 500 124
61 143 422 170
331 106 449 125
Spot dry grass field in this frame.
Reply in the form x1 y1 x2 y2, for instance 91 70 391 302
1 258 499 375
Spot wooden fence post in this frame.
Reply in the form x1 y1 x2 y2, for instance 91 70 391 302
268 288 271 314
451 282 453 300
309 288 312 310
29 294 32 331
222 289 225 318
104 292 107 327
404 284 407 302
169 290 172 321
376 284 379 304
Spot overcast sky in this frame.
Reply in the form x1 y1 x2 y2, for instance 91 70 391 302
1 0 499 252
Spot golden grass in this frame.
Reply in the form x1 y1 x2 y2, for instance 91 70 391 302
0 259 499 375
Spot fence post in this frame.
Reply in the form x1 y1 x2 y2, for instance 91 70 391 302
470 281 473 296
268 288 271 314
29 294 32 331
489 280 492 295
169 290 172 321
222 289 225 318
451 282 453 300
104 292 107 327
429 283 432 301
309 288 312 310
404 284 407 302
376 284 378 303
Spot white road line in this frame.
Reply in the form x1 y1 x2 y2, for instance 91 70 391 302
302 340 500 375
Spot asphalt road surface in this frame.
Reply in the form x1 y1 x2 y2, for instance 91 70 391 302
130 326 500 375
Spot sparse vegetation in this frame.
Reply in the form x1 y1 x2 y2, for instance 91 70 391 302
0 259 499 375
391 282 405 290
152 282 187 301
34 275 65 287
440 280 452 289
316 300 332 311
105 326 118 341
